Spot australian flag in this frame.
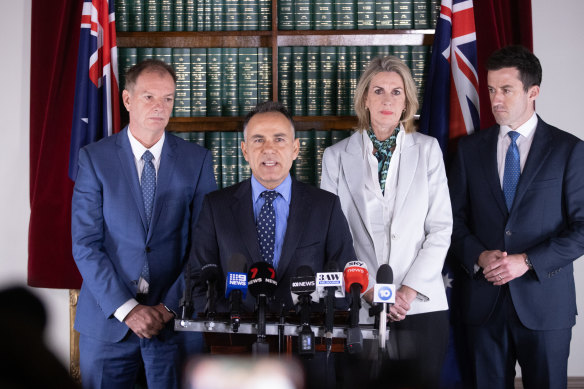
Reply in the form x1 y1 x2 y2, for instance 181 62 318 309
419 1 479 388
69 0 120 181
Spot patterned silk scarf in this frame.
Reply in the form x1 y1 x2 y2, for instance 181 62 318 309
368 127 399 194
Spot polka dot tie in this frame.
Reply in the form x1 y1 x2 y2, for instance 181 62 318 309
503 131 521 211
257 191 279 264
140 150 156 283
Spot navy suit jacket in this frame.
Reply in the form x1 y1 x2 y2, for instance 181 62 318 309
190 177 357 313
449 117 584 330
72 128 216 342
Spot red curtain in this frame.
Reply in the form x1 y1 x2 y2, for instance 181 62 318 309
28 0 83 289
474 0 533 129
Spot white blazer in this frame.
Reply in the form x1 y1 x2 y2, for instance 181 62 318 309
321 129 452 320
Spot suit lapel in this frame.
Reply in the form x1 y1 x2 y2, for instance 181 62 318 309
393 132 418 215
149 134 178 240
116 128 149 234
231 180 262 266
478 128 508 216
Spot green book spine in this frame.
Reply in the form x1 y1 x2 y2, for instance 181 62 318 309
197 0 206 30
334 0 355 30
293 131 316 185
172 48 192 117
211 0 224 31
430 0 440 28
154 47 172 64
314 0 333 30
258 48 272 103
222 48 239 116
306 46 320 116
320 46 337 116
185 0 196 31
241 0 259 30
278 47 293 112
278 0 294 30
207 48 223 116
336 46 349 116
375 0 393 29
160 0 173 31
145 0 159 31
348 46 358 116
314 130 331 186
174 0 185 31
225 0 240 30
331 130 350 144
191 48 207 116
358 45 374 75
137 47 154 62
294 0 312 30
238 48 258 116
411 45 429 109
259 0 271 30
292 46 307 116
205 131 223 188
129 0 145 31
393 0 413 29
172 132 191 141
393 45 412 70
115 0 129 32
237 132 252 182
221 132 239 188
118 47 138 93
413 0 429 29
357 0 375 30
203 0 212 31
192 131 206 147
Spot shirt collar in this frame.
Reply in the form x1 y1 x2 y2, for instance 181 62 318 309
127 127 165 162
499 113 538 140
251 174 292 204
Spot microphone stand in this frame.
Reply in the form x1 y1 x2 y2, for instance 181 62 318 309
252 294 269 355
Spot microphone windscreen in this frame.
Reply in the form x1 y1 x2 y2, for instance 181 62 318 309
324 260 339 272
227 253 248 273
376 264 393 284
296 265 314 277
247 261 278 297
343 260 369 293
201 263 220 283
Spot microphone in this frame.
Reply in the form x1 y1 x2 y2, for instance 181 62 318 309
180 261 195 321
290 265 316 358
316 261 345 355
373 264 395 350
343 260 369 354
248 261 278 355
225 254 248 332
201 263 220 320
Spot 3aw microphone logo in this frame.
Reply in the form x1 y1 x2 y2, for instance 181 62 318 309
317 273 341 281
377 286 393 302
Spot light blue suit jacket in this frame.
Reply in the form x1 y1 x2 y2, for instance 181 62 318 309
72 127 216 342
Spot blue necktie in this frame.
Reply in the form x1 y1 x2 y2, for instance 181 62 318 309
503 131 521 211
257 191 278 264
141 150 156 282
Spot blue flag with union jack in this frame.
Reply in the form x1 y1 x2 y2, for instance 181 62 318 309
69 0 120 181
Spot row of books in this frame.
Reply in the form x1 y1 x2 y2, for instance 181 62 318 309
278 44 430 116
118 45 430 118
115 0 439 32
172 130 353 188
119 47 272 117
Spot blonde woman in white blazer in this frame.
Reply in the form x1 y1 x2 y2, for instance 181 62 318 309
321 56 452 388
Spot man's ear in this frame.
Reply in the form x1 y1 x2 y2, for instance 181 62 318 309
122 89 131 111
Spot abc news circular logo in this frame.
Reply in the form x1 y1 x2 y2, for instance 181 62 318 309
377 286 393 302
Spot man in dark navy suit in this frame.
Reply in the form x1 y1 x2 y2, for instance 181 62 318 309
449 45 584 389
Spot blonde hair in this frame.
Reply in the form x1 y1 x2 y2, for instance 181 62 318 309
354 55 419 133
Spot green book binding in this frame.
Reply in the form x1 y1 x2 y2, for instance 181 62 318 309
205 131 223 188
278 47 293 112
375 0 393 29
411 45 429 109
393 45 412 70
292 46 307 116
191 131 206 147
393 0 413 29
191 48 207 117
172 48 192 117
185 0 196 31
358 45 374 76
306 46 320 116
115 0 129 32
375 45 391 57
154 47 172 64
145 0 159 31
357 0 375 30
336 46 349 116
278 0 294 30
197 0 206 30
314 130 331 186
137 47 154 62
160 0 173 31
331 130 351 144
293 130 316 185
259 0 271 30
258 47 272 103
221 132 239 188
237 132 252 182
207 48 223 116
294 0 312 30
173 0 185 31
118 47 138 93
225 0 240 30
203 0 212 31
348 46 358 116
172 132 191 141
241 0 259 30
129 0 145 31
320 46 337 116
413 0 429 29
314 0 333 30
334 0 355 30
222 48 239 116
430 0 440 28
238 48 258 116
211 0 224 31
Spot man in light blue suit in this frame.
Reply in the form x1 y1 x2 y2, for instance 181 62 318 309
72 59 216 389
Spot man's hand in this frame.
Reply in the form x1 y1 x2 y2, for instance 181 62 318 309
389 285 416 322
153 303 176 323
124 304 166 338
478 250 505 269
483 252 530 286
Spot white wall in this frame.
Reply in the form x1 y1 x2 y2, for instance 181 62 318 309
532 0 584 376
0 0 582 376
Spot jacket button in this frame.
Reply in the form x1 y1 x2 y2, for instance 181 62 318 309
391 233 398 240
145 246 151 253
505 230 512 236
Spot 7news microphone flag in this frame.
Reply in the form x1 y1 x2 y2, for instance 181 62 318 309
69 0 121 181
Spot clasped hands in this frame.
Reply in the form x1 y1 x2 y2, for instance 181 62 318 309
479 250 530 286
364 285 417 322
124 303 175 339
